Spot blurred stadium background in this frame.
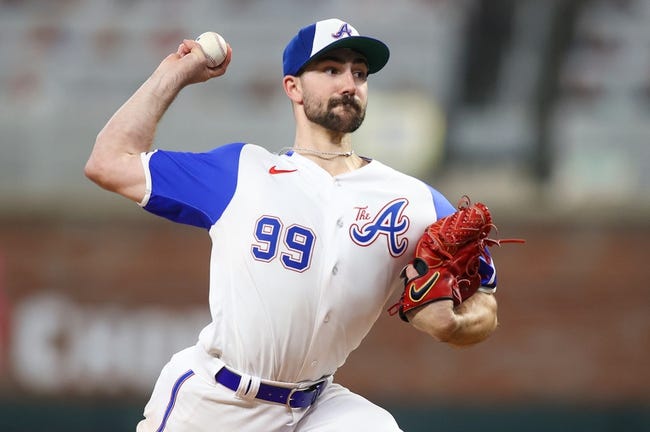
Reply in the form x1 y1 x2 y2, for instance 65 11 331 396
1 0 649 431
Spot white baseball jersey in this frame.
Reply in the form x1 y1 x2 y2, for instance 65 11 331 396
140 143 494 384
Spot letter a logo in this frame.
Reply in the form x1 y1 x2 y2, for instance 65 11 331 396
332 23 353 39
350 198 410 257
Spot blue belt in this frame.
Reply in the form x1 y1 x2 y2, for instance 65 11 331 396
215 367 327 409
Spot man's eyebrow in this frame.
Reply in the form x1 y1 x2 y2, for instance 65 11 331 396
315 54 369 67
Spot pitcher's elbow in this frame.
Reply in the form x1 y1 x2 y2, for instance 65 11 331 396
84 149 119 191
84 154 105 186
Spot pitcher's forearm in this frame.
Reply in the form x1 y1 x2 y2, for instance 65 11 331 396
96 66 183 157
85 40 231 201
447 292 498 346
85 54 190 199
408 292 498 346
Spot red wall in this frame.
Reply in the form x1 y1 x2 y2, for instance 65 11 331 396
1 217 648 405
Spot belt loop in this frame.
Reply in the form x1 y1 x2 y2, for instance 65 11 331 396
247 375 261 400
235 373 251 400
235 373 261 402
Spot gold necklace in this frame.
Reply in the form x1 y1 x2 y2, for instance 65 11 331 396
282 147 355 159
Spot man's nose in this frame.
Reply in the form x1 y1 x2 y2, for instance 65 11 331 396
339 69 357 95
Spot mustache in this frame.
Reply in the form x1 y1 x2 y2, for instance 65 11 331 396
328 94 361 111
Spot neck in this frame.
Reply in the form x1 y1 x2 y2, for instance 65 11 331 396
289 120 364 175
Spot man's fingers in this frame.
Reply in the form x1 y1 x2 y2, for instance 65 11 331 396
404 264 419 280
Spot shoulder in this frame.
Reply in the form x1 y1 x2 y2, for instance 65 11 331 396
216 142 280 163
366 160 455 217
364 159 424 186
153 142 276 168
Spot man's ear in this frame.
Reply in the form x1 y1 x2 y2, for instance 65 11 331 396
283 75 302 103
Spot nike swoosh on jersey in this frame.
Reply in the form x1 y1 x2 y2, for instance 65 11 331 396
269 165 298 174
408 271 440 303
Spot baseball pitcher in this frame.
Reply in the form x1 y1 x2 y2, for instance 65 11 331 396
85 18 515 432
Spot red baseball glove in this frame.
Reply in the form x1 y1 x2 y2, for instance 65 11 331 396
388 196 523 322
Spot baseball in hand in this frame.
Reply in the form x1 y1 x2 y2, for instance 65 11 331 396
195 31 228 67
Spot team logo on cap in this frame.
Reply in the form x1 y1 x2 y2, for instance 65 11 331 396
332 23 353 39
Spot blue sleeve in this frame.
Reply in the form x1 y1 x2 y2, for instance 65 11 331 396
427 185 456 219
143 142 245 229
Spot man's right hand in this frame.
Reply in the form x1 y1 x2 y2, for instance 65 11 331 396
154 39 232 88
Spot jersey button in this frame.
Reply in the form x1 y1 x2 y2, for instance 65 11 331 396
336 218 344 228
332 265 339 275
324 314 330 323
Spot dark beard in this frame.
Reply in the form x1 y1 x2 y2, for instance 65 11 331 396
304 94 366 133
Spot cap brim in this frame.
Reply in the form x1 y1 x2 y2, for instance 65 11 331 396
306 36 390 75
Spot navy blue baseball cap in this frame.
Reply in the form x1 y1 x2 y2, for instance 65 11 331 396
283 18 390 76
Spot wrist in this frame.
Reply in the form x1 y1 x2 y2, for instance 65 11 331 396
147 69 184 100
